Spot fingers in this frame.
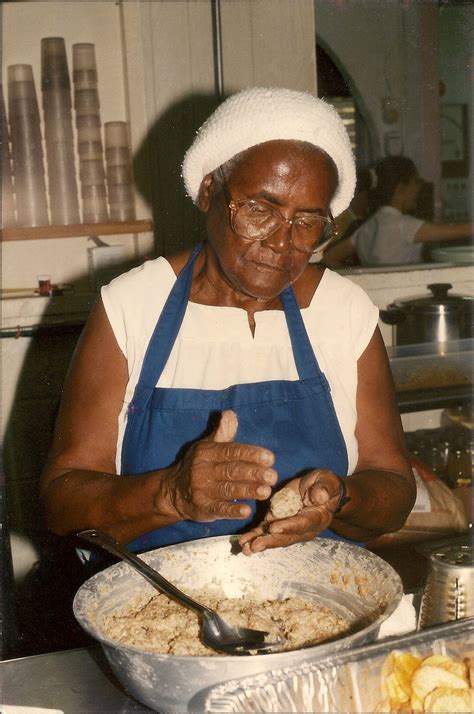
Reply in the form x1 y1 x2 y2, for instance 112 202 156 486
239 499 335 556
171 437 277 523
208 440 275 468
207 499 252 520
240 515 316 555
213 409 238 443
195 443 277 501
211 470 276 500
193 465 276 521
209 410 274 466
300 469 341 511
188 470 276 521
206 499 253 521
172 410 278 523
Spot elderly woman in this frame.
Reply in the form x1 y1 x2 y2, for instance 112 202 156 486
40 88 415 560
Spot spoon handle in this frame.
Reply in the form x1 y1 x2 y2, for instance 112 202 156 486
78 529 210 616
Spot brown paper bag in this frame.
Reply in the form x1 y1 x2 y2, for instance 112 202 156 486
369 457 469 545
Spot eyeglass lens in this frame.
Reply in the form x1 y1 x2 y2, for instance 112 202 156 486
232 202 330 253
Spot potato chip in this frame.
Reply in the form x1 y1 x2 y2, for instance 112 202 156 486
381 651 421 695
410 690 424 713
385 671 409 706
423 685 472 713
422 655 467 680
392 652 422 696
422 654 452 665
381 653 396 696
411 664 468 702
373 696 392 713
380 654 393 699
378 650 473 714
467 657 474 687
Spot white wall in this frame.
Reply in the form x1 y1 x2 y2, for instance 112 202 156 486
439 4 474 221
220 0 316 93
128 0 316 255
315 3 440 159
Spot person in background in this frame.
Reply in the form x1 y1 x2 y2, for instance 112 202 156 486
39 88 415 565
334 167 374 240
324 156 473 267
324 167 375 267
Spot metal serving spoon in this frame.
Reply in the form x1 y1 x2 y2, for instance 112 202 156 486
78 529 282 656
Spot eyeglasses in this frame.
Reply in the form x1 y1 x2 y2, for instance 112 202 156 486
218 167 336 254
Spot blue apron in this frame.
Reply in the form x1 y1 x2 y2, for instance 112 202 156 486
121 243 350 553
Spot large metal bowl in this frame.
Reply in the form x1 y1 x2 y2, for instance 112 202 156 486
73 536 403 713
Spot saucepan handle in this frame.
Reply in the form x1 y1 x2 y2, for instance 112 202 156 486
380 307 406 325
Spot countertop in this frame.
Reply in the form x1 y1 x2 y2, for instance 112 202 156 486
1 646 152 713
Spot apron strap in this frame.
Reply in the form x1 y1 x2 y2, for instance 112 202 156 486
135 241 202 393
280 286 323 382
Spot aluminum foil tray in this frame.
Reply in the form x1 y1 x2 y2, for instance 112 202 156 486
200 618 473 713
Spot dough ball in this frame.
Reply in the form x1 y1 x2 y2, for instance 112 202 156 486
270 486 303 519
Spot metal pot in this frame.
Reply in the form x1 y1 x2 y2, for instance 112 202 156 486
73 536 402 713
380 283 474 345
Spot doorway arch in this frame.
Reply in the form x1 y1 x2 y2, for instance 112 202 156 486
316 41 380 166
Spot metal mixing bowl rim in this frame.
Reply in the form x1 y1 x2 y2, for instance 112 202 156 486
73 536 404 661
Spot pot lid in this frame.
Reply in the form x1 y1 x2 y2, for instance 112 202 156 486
390 283 474 314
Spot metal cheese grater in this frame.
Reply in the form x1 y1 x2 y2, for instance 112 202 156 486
419 541 473 629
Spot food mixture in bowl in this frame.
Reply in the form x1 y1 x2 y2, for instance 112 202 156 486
100 590 353 656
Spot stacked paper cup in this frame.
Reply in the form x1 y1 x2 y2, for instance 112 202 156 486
105 121 136 221
41 37 80 225
1 83 16 226
73 43 108 223
7 64 49 226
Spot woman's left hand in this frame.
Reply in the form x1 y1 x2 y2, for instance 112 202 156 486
239 468 343 555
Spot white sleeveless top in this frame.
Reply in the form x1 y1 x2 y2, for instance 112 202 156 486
102 258 379 475
350 206 424 265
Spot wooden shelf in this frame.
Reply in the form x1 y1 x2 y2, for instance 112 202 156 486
1 219 153 242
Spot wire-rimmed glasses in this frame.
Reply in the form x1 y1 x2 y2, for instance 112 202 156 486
218 167 336 254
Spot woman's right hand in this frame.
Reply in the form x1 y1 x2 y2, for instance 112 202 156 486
163 410 278 522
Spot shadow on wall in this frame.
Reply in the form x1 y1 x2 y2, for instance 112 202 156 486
2 318 94 659
133 91 223 257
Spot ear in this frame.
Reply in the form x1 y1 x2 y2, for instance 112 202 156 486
197 173 215 213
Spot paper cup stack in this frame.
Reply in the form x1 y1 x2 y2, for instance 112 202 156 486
1 83 15 227
105 121 136 221
7 64 49 226
41 37 80 225
73 43 108 223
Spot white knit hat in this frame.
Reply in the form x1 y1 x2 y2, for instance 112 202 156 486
182 87 356 217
